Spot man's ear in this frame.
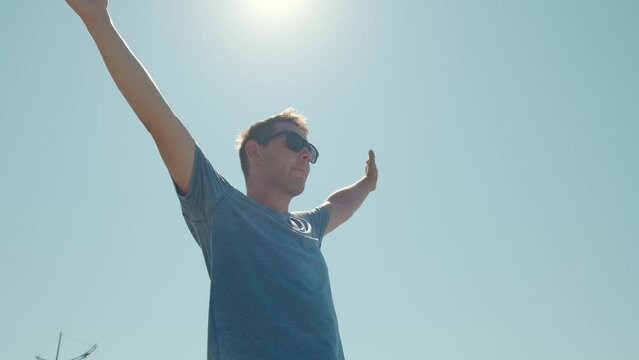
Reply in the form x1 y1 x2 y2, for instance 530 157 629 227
245 140 262 163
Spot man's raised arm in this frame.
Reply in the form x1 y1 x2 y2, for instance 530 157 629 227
67 0 195 194
322 150 378 235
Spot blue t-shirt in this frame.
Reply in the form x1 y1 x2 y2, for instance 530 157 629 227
173 144 344 360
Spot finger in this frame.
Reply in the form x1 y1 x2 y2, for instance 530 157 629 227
366 149 376 167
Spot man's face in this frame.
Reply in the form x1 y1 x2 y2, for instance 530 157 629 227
259 122 313 198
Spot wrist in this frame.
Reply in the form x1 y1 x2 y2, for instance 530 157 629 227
359 176 375 193
81 9 111 29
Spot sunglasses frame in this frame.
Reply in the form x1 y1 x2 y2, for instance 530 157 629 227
256 130 319 164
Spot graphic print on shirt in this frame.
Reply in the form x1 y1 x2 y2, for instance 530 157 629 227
289 216 312 234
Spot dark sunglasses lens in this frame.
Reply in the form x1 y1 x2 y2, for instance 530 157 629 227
286 132 305 151
308 145 318 163
285 131 318 163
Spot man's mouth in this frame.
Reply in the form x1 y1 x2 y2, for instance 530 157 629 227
292 167 307 176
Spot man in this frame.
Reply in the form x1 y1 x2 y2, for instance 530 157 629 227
66 1 378 359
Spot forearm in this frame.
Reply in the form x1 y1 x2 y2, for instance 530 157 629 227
82 12 176 134
325 176 374 216
319 151 377 234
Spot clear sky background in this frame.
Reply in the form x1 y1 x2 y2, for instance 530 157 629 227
1 0 638 359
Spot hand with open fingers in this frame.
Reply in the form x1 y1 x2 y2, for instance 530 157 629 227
66 0 109 22
364 149 378 192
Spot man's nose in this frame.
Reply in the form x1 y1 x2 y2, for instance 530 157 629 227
300 147 311 162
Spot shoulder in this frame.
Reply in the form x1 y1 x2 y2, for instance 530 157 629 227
291 206 330 239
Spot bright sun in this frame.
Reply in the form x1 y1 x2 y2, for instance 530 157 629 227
253 0 294 17
244 0 310 21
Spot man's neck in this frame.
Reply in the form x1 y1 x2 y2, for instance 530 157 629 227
246 185 292 213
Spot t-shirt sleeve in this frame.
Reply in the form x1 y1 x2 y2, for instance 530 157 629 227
172 143 232 222
295 205 330 247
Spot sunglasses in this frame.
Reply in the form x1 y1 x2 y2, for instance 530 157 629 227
257 130 319 164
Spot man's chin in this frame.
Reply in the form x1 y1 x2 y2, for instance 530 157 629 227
288 183 306 197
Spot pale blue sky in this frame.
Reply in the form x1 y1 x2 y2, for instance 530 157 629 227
1 1 638 359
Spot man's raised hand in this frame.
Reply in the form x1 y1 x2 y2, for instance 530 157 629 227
364 149 378 192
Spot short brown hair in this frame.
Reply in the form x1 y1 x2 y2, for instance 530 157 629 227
236 107 309 179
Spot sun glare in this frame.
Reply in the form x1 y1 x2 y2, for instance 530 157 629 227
220 0 326 76
254 0 293 17
244 0 310 22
